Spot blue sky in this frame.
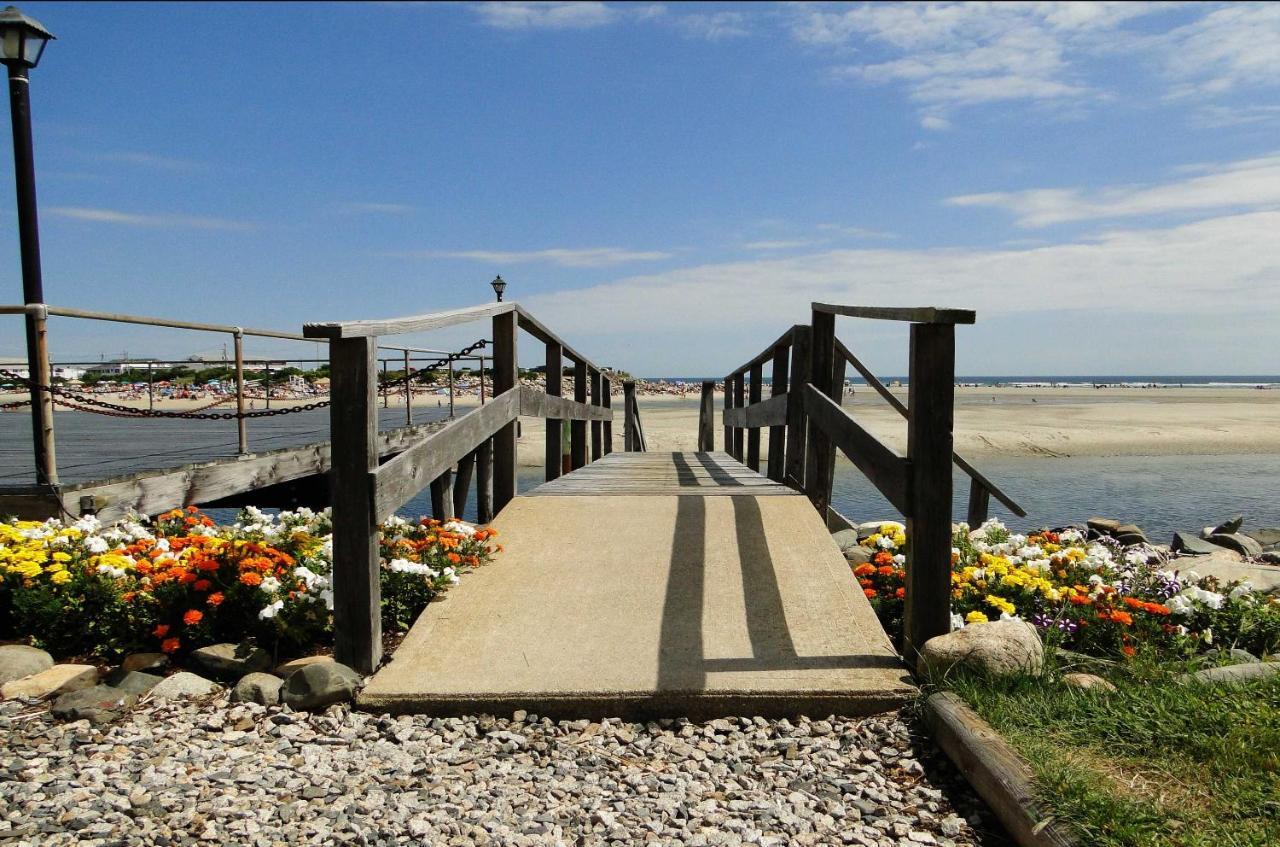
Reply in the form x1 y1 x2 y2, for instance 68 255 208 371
2 1 1279 375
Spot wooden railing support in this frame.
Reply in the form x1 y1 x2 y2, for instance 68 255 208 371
783 325 810 489
590 368 602 461
476 440 493 523
328 335 381 674
571 359 587 470
430 469 452 520
698 380 715 451
602 376 613 454
722 377 733 456
746 363 763 471
804 310 837 514
492 310 518 515
545 341 562 482
453 450 476 518
233 329 248 455
903 322 956 667
731 373 745 461
623 380 637 451
967 479 990 527
766 340 788 482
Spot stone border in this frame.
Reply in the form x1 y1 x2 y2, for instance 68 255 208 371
923 692 1077 847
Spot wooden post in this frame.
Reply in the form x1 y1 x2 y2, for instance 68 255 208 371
403 350 412 426
766 341 789 482
479 354 486 405
590 368 602 462
29 308 56 484
722 376 733 455
492 310 518 514
453 450 476 519
731 374 745 461
430 469 453 520
329 335 381 674
233 329 248 455
447 358 455 418
783 325 809 490
698 380 715 451
476 439 493 523
623 380 637 451
571 359 587 470
746 363 763 471
805 310 836 513
903 322 956 667
545 341 562 482
602 376 613 454
381 359 387 409
824 352 847 508
967 478 990 528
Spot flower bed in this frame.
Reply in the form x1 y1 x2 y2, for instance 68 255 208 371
856 519 1280 660
0 506 499 661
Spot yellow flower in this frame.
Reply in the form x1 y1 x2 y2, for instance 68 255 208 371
985 595 1016 615
50 569 71 585
51 551 72 563
966 610 989 624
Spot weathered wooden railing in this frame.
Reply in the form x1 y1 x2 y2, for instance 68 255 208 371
700 303 1026 666
303 301 617 673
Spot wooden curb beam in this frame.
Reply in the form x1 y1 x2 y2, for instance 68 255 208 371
924 693 1077 847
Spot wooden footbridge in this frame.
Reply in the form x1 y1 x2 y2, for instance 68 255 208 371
3 298 1026 716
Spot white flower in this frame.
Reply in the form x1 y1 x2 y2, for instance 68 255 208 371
96 564 128 579
85 537 109 554
1228 582 1254 600
260 576 281 594
258 599 285 620
442 520 476 537
876 535 895 549
892 554 905 566
1058 529 1083 543
388 558 439 578
950 613 966 631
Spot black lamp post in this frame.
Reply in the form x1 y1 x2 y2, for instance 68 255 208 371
0 6 54 484
490 274 507 302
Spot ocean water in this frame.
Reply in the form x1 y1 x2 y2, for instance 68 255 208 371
653 375 1280 388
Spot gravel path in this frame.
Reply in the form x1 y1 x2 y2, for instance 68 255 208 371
0 697 1007 846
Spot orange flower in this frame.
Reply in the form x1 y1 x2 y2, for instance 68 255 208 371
183 609 204 626
877 565 895 577
239 571 263 587
1068 594 1093 606
853 563 876 577
161 637 181 654
873 551 894 566
895 587 906 599
1121 645 1136 657
153 624 170 638
207 592 225 607
447 552 462 565
193 579 211 592
863 588 877 599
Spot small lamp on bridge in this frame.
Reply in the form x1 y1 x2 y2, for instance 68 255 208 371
0 6 53 69
490 275 507 303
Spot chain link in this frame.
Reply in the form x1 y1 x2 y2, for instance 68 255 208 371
0 338 489 422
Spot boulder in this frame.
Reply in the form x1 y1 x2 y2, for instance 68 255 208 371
1243 527 1280 548
1086 517 1122 535
281 662 362 711
274 655 335 678
1114 524 1149 545
105 670 163 695
149 671 220 700
2 664 98 700
1171 532 1221 556
1211 515 1244 536
1180 662 1280 687
844 546 874 566
830 529 861 551
1228 648 1260 664
1207 533 1263 558
0 645 53 685
232 672 283 705
51 685 137 723
120 652 170 674
190 643 272 681
919 619 1044 678
1062 672 1117 693
856 520 901 540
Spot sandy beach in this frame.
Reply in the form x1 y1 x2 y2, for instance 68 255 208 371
4 384 1278 465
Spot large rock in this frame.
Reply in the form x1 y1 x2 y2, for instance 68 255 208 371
51 685 137 723
232 672 282 705
1243 527 1280 548
856 521 901 540
1062 672 1117 693
920 619 1044 678
844 546 874 566
281 662 362 711
190 643 272 681
1207 533 1263 558
1113 524 1149 546
149 671 220 700
1171 532 1221 555
0 645 53 685
2 664 98 700
1211 515 1244 536
830 529 861 551
1180 662 1280 686
105 670 163 695
120 652 170 674
1086 517 1122 535
274 655 335 678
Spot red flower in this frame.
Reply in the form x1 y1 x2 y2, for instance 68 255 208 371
863 588 877 599
153 624 169 638
193 579 211 592
207 592 225 607
183 609 204 626
161 637 181 654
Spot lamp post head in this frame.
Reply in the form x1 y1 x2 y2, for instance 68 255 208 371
0 6 53 70
490 275 507 302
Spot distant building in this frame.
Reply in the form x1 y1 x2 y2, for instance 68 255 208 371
0 357 85 381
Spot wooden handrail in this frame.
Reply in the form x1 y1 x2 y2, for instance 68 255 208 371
725 325 795 379
722 393 788 429
305 302 514 340
802 383 910 514
833 337 1026 518
812 302 976 325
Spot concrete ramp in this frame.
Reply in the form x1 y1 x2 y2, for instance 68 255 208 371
359 453 914 718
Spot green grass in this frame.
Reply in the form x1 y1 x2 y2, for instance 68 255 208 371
933 656 1280 847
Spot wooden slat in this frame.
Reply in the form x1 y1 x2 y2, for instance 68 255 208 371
722 393 789 429
304 301 514 340
967 477 991 527
571 360 588 470
766 342 789 483
624 381 638 452
731 374 745 461
805 309 837 514
544 341 562 482
430 469 452 521
518 385 612 421
590 369 603 461
371 389 519 521
492 310 519 514
812 302 975 325
453 450 475 518
475 439 493 523
802 383 910 515
783 325 810 490
602 376 613 455
836 338 1026 517
746 364 763 472
698 381 715 451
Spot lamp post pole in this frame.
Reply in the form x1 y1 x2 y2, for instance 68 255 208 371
3 9 56 485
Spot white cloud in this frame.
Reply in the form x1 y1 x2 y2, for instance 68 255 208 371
521 211 1280 346
48 206 251 231
92 151 205 171
387 247 673 267
816 224 896 240
1158 4 1280 98
674 11 750 41
948 151 1280 227
469 1 664 30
